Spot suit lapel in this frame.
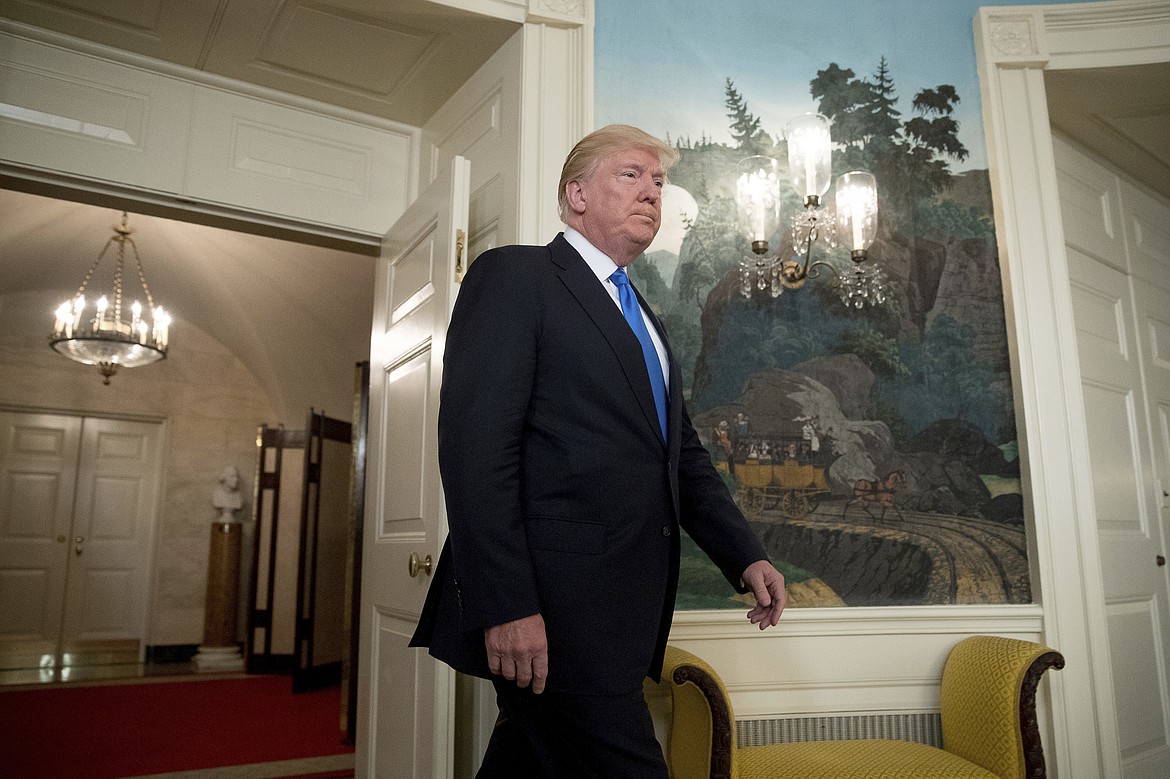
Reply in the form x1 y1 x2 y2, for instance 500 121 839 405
549 235 666 447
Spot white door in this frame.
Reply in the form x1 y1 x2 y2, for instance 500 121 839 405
357 156 470 779
1057 136 1170 779
0 412 82 668
0 412 162 670
61 416 162 658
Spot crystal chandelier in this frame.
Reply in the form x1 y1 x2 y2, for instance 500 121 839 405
735 113 887 307
49 211 171 384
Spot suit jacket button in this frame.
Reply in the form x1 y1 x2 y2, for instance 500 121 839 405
662 526 671 537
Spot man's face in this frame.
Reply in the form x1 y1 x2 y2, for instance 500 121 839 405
569 146 665 266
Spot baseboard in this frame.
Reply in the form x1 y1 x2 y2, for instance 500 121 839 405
145 644 200 664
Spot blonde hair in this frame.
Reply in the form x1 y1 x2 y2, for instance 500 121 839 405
557 125 680 222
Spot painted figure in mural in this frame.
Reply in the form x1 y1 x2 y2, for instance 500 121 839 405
733 412 750 451
410 124 786 778
800 416 821 456
716 419 735 475
212 465 242 522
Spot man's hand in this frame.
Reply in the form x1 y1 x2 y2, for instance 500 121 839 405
742 560 786 630
485 613 549 693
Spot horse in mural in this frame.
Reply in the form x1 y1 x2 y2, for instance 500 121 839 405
843 469 906 521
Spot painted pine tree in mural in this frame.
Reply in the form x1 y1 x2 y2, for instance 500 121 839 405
634 61 1029 610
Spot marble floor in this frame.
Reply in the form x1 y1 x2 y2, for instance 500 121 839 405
0 639 210 686
0 654 209 686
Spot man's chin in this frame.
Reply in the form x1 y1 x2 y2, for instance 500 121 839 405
627 229 659 255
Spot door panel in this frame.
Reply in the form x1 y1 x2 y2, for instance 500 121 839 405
358 156 469 779
0 413 81 668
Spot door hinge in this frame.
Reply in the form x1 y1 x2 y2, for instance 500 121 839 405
454 228 466 283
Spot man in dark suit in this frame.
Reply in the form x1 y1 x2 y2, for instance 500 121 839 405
411 124 786 777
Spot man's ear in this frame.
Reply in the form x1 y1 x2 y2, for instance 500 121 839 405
565 180 587 215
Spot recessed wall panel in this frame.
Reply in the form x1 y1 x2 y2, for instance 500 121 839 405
0 32 191 193
186 87 411 234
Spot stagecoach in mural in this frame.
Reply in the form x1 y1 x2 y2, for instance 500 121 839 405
734 455 831 519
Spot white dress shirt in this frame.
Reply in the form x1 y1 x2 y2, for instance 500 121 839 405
563 228 670 392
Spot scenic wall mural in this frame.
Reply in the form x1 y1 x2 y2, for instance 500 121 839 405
594 0 1071 609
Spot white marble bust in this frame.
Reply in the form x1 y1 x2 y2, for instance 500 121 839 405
212 465 243 522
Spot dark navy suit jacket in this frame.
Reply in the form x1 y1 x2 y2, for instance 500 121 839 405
410 234 768 695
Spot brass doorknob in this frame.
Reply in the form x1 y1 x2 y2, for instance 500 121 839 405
408 552 433 578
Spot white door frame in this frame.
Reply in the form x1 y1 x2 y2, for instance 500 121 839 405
975 2 1170 776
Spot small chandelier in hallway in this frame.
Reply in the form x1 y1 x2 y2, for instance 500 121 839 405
49 211 171 384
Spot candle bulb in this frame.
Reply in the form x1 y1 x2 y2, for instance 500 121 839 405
53 302 70 336
72 296 85 334
95 295 108 331
154 308 170 350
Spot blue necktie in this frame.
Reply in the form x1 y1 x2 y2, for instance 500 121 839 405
610 268 667 440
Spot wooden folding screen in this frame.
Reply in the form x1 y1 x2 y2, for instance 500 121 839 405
246 409 351 681
292 410 353 691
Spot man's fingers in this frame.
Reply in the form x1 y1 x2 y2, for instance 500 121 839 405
484 614 549 689
514 658 533 688
531 654 549 695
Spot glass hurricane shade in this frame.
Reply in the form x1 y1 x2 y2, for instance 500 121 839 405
786 113 833 201
735 155 782 252
835 170 879 252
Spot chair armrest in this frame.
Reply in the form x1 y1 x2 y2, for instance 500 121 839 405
940 636 1065 779
660 645 738 779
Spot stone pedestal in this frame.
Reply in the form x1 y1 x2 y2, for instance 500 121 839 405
194 521 244 672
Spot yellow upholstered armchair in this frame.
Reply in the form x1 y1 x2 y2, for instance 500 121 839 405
652 636 1065 779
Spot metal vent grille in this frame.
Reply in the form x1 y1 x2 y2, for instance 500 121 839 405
737 712 943 748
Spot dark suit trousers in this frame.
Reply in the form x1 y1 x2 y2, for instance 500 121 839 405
476 679 669 779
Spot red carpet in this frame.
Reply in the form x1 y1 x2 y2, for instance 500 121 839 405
0 675 353 778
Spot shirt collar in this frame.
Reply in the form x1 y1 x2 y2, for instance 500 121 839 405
563 227 620 284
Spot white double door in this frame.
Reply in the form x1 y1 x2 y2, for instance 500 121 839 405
1057 136 1170 778
0 411 162 670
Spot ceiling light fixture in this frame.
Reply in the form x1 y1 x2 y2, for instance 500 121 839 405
49 211 171 384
